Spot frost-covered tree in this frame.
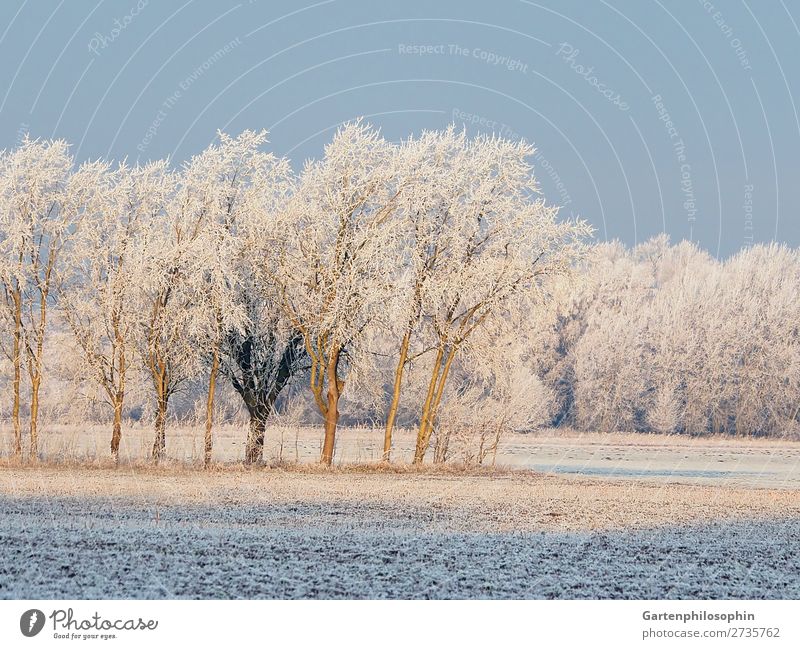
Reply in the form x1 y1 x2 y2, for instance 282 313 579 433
0 137 105 459
388 133 590 463
279 122 404 465
380 128 461 460
179 130 299 465
57 162 169 461
129 162 201 461
0 167 25 457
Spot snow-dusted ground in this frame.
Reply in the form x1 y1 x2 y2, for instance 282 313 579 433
0 468 798 598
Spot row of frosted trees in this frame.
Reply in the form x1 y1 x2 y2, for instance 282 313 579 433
3 127 798 467
0 125 589 465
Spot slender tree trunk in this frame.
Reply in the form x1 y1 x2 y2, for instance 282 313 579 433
11 292 22 458
204 345 220 468
414 346 457 464
29 373 40 461
109 319 127 463
149 354 169 463
110 344 126 463
245 411 267 464
110 397 123 463
151 395 168 462
28 285 50 462
383 329 411 462
414 346 444 463
427 348 457 436
321 347 341 466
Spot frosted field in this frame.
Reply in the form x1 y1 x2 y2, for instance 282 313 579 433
1 463 799 599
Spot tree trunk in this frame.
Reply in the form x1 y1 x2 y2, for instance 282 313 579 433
414 346 444 464
204 346 220 468
414 346 456 464
28 285 49 463
383 329 411 462
151 396 168 462
321 347 341 466
110 321 126 464
11 293 22 458
245 412 267 464
29 374 40 461
110 396 123 463
426 348 457 440
231 333 302 466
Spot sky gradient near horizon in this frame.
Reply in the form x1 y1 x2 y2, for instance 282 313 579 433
0 0 798 256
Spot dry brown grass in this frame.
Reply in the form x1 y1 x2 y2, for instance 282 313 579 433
4 423 799 467
0 454 515 475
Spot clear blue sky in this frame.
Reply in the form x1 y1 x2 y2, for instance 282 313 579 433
0 0 797 256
